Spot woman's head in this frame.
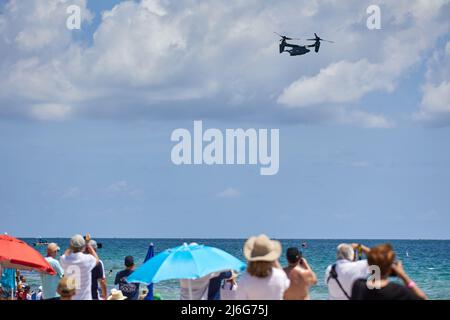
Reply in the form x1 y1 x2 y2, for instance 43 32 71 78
243 234 281 261
243 234 282 278
247 261 274 278
368 243 396 278
57 277 76 299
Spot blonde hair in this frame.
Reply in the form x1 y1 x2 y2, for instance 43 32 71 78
57 277 76 298
247 261 273 278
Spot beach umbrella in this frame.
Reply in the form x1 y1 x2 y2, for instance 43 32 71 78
127 243 246 299
143 243 154 300
0 235 56 275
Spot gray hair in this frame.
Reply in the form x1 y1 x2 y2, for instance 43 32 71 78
336 243 355 261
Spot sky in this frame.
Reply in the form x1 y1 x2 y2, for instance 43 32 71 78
0 0 449 239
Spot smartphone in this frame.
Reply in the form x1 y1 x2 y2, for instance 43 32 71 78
298 251 304 264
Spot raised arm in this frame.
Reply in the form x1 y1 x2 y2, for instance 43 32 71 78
85 244 100 265
300 258 317 285
391 261 428 300
351 243 371 255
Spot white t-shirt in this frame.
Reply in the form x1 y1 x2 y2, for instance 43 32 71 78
179 273 219 300
325 259 369 300
235 268 290 300
60 252 97 300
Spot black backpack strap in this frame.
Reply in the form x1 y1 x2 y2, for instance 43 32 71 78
327 264 351 300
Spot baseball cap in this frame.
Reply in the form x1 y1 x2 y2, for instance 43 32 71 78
70 234 86 249
124 255 134 267
47 243 60 252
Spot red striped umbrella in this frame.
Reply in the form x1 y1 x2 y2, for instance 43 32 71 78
0 235 56 275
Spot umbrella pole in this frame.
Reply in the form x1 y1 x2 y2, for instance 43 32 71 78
188 279 193 300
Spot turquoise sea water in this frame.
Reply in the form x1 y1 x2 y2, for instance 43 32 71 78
20 238 450 300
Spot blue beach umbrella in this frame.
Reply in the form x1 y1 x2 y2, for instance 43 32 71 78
143 243 154 300
127 243 246 299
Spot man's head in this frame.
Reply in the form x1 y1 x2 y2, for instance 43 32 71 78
47 243 60 258
124 256 134 269
336 243 355 261
88 240 98 252
70 234 86 253
286 247 301 265
368 243 396 278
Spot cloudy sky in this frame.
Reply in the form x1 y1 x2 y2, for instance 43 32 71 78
1 0 449 239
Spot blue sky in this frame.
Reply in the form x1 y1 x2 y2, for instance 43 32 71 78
0 0 449 238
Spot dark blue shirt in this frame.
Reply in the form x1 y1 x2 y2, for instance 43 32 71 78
91 260 105 300
208 271 232 300
114 269 140 300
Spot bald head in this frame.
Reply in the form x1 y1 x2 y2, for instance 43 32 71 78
47 243 60 258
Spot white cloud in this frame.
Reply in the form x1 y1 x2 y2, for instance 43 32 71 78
343 110 394 129
61 186 80 199
30 103 72 121
277 59 394 108
0 0 449 127
421 82 450 114
414 82 450 125
413 41 450 126
217 187 241 199
277 0 450 126
106 181 143 197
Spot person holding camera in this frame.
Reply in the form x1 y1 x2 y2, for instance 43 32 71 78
351 243 427 300
88 239 107 300
60 234 100 300
283 247 317 300
325 243 371 300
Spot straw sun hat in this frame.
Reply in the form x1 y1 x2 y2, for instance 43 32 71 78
243 234 282 262
107 289 127 300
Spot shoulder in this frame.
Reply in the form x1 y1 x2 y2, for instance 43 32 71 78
81 253 97 266
298 266 313 277
59 254 68 264
354 260 369 269
238 272 251 282
49 257 61 266
272 268 290 287
352 278 366 288
350 278 367 299
116 270 125 277
386 282 422 300
84 253 96 261
324 264 332 276
272 267 288 277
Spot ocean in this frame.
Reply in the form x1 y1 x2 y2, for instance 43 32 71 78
19 238 450 300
